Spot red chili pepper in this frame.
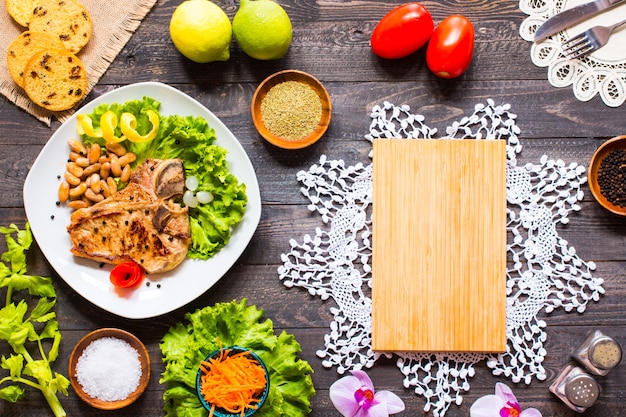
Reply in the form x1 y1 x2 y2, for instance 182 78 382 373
110 261 145 288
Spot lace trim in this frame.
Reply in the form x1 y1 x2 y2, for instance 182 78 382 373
278 100 604 416
520 0 626 107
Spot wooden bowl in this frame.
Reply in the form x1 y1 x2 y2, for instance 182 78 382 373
68 328 150 410
588 135 626 216
251 70 332 150
196 346 270 416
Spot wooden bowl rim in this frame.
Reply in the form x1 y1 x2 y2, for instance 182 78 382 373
588 135 626 216
68 328 151 410
251 69 332 150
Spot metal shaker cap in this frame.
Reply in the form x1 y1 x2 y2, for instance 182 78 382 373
589 337 622 370
565 373 600 408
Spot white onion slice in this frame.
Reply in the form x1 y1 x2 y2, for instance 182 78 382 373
183 190 198 208
185 176 199 192
196 191 214 204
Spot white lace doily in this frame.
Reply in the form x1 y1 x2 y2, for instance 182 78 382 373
520 0 626 107
277 100 605 416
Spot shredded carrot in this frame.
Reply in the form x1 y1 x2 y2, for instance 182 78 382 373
199 346 267 417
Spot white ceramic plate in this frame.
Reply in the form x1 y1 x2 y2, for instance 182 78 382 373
23 82 261 319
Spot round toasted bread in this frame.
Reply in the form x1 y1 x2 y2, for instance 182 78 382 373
6 31 66 88
28 0 93 54
23 48 87 111
5 0 38 27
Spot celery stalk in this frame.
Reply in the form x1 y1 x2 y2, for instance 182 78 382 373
0 224 69 416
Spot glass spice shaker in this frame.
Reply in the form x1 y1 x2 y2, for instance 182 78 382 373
549 364 601 413
571 330 622 376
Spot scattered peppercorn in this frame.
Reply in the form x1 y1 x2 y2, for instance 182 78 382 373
260 81 322 141
597 149 626 207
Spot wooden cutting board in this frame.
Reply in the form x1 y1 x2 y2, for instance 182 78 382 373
371 139 507 353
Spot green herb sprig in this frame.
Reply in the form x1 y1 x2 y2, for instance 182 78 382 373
0 224 68 417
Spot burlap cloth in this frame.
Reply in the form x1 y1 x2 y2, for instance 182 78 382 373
0 0 158 126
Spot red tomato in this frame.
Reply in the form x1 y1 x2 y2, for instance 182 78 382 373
110 261 145 288
426 15 475 79
371 3 434 59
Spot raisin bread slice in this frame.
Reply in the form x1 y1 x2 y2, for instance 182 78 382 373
6 31 66 88
23 48 87 111
5 0 38 27
29 0 93 54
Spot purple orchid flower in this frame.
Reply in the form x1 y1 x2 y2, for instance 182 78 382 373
329 369 405 417
470 383 542 417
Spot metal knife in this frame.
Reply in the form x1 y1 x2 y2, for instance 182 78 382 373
534 0 626 42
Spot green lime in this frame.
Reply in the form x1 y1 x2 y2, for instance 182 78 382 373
169 0 232 63
233 0 292 60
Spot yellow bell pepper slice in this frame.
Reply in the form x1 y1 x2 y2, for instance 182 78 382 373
100 111 126 143
76 114 102 137
120 110 159 143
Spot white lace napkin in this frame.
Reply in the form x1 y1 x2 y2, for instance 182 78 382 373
520 0 626 107
278 100 605 416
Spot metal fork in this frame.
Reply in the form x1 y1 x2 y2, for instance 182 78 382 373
562 18 626 60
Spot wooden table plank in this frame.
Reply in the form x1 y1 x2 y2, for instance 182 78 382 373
0 0 625 415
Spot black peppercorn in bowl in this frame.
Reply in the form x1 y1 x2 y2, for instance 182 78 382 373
251 70 332 150
588 135 626 216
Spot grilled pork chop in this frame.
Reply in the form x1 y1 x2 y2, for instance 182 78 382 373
67 158 191 274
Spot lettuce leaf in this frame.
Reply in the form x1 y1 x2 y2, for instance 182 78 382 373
159 299 315 417
79 97 248 259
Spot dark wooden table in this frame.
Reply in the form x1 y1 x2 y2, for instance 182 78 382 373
1 0 625 416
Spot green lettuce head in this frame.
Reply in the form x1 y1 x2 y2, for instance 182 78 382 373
160 299 315 417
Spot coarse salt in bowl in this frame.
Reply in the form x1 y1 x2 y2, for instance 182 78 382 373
251 70 332 150
196 346 270 417
68 328 150 410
